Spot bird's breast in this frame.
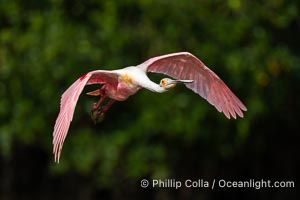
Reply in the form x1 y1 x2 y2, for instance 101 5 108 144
120 73 135 86
105 73 140 101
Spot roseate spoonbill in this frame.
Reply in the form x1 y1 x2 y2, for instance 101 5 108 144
53 52 247 162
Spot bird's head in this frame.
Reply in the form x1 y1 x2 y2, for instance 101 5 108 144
160 78 193 90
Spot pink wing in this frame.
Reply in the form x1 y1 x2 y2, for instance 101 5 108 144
138 52 247 119
53 70 118 163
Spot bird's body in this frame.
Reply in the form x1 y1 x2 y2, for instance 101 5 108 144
109 66 162 100
98 68 143 101
53 52 247 162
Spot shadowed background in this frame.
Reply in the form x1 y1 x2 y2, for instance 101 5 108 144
0 0 299 199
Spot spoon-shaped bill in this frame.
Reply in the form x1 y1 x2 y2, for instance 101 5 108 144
171 79 194 83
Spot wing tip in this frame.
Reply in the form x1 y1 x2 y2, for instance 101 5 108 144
241 104 247 111
53 144 61 163
222 110 245 119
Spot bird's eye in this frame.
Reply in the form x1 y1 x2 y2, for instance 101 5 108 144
161 80 165 85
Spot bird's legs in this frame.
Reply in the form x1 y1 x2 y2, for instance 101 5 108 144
100 99 116 113
92 95 107 111
95 98 115 119
86 86 107 110
90 99 116 124
86 86 115 123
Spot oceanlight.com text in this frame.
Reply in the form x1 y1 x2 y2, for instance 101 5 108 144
140 179 295 190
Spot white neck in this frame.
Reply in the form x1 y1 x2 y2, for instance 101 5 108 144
139 79 167 93
121 66 168 93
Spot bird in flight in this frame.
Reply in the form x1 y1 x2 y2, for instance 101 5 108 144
53 52 247 162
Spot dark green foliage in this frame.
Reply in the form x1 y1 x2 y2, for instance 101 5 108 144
0 0 299 199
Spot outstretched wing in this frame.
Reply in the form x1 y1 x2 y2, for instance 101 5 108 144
138 52 247 119
53 70 118 163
